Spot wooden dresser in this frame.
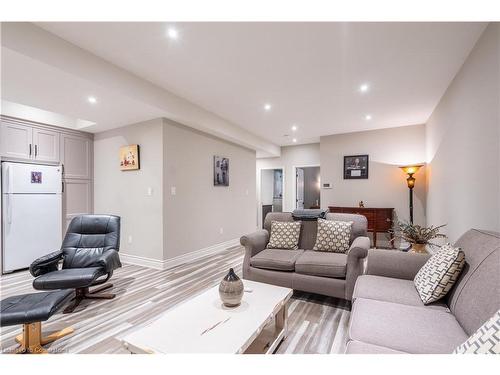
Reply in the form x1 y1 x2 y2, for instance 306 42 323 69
328 206 394 248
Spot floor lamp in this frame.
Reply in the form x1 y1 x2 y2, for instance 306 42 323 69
399 165 424 224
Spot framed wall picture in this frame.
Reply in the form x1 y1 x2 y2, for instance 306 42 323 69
213 155 229 186
344 154 369 179
120 144 140 171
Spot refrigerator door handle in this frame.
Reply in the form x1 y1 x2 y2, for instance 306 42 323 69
7 193 13 224
5 164 13 224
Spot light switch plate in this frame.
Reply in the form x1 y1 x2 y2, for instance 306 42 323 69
171 186 176 195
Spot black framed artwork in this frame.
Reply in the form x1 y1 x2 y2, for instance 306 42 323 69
344 155 369 179
214 155 229 186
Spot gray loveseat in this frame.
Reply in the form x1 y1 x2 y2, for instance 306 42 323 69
346 229 500 354
240 212 370 301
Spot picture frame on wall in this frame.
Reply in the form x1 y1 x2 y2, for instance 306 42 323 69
344 154 369 179
120 144 140 171
214 155 229 186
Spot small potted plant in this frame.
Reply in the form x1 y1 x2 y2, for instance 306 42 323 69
390 221 447 253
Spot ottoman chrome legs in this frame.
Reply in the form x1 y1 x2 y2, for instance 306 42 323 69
14 322 74 354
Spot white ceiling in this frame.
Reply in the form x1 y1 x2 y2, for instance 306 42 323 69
3 22 487 147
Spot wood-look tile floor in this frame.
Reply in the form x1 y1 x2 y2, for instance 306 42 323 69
0 246 350 354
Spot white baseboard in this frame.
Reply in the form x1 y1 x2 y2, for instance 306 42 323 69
120 238 240 271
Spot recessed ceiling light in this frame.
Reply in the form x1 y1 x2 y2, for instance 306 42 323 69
291 125 298 132
167 27 179 40
292 138 297 143
264 103 272 112
87 96 97 104
365 114 372 121
359 83 370 93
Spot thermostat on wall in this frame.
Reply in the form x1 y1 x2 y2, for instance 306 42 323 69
322 183 332 189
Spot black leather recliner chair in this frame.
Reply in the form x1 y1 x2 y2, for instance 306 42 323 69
30 214 121 313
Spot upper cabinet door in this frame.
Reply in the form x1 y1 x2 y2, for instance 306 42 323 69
0 122 33 160
61 134 92 179
33 128 60 163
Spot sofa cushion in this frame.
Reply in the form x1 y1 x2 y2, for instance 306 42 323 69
414 243 465 304
349 298 468 353
250 249 304 271
353 275 450 311
295 250 347 278
345 340 407 354
267 221 302 250
312 219 353 253
453 309 500 354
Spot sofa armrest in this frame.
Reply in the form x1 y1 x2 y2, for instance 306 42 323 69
345 236 370 300
366 249 431 280
240 230 269 258
29 250 63 277
93 249 122 273
240 229 269 278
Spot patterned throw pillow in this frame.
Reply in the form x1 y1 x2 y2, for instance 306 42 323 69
312 219 353 253
414 243 465 304
454 310 500 354
267 221 301 250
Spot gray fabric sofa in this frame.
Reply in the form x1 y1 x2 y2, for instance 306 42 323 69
240 212 370 301
346 229 500 354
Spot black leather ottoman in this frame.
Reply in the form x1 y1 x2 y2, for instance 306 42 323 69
1 290 75 354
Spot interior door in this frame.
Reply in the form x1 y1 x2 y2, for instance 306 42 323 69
33 128 60 163
0 122 33 160
296 168 304 209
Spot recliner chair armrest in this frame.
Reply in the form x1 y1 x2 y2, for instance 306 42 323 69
94 249 122 273
240 230 269 258
366 249 431 280
29 250 64 277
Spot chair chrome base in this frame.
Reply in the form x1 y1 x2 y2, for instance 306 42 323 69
14 322 74 354
63 283 115 314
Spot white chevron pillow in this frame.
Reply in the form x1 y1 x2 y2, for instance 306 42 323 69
454 310 500 354
414 243 465 304
267 221 302 250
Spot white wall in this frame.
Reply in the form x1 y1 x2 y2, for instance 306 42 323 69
426 23 500 242
320 125 427 246
162 119 257 260
94 119 164 261
257 143 321 215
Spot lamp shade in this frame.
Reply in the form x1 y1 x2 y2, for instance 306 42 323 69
399 164 424 175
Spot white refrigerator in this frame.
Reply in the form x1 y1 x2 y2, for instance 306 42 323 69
1 162 62 273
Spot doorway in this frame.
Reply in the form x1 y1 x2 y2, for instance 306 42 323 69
296 166 320 209
260 168 284 228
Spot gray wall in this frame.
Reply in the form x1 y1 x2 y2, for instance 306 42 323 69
162 119 256 260
303 166 321 208
320 124 427 246
94 119 164 261
426 23 500 242
94 117 256 263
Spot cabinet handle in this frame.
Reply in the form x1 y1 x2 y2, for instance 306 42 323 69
62 181 64 193
29 144 32 157
35 144 38 157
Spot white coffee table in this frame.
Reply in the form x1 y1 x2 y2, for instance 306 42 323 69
121 280 293 354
